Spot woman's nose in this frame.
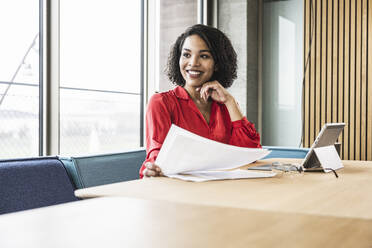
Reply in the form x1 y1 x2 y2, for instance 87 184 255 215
188 55 200 66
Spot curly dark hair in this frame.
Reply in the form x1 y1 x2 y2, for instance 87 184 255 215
166 24 237 88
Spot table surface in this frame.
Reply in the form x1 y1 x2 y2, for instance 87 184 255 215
2 158 372 248
75 159 372 220
1 196 372 248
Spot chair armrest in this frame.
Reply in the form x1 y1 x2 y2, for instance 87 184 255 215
59 148 146 189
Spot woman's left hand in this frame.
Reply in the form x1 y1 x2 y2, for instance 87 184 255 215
197 80 244 121
197 80 233 104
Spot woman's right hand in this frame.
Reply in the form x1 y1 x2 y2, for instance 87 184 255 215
143 162 163 177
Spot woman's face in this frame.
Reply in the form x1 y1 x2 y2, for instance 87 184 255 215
179 34 215 88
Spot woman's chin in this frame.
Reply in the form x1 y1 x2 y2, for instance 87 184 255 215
185 80 206 88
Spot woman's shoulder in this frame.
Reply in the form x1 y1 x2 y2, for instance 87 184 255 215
151 88 176 98
149 88 179 106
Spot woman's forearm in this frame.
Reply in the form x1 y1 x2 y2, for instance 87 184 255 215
224 96 244 122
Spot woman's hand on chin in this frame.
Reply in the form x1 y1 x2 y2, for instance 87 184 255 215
197 80 233 104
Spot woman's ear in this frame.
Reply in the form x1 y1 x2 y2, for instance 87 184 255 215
214 65 218 71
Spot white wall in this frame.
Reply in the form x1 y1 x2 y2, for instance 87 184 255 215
219 0 259 125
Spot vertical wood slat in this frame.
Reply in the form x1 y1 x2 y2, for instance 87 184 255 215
320 0 327 144
349 0 356 159
327 0 333 126
315 0 322 138
361 0 367 160
304 0 372 161
342 0 350 159
355 0 361 160
332 0 339 125
338 0 344 158
309 0 316 147
304 0 311 148
368 0 372 160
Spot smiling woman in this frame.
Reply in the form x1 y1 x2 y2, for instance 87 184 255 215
140 24 262 178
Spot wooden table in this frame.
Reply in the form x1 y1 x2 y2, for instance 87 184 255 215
1 197 372 248
2 158 372 247
76 159 372 220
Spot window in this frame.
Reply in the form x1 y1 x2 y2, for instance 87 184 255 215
0 0 40 158
60 0 142 155
262 0 303 146
1 0 200 159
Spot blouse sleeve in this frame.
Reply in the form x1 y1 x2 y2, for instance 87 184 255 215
139 93 172 178
229 117 262 148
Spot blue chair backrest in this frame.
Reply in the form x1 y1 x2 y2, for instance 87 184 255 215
0 157 78 215
60 148 146 189
262 146 310 159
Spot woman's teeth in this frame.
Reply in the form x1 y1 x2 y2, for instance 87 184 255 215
188 70 201 75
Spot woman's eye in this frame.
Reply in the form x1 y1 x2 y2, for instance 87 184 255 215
182 53 191 58
200 54 210 59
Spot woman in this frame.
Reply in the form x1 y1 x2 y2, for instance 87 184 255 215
140 24 261 178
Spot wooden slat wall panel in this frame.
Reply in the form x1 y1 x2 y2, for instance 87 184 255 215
304 0 372 160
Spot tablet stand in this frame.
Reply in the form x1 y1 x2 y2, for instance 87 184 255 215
303 145 343 172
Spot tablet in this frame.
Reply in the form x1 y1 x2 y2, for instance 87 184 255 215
301 123 345 169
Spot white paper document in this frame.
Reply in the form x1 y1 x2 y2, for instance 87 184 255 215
155 124 273 182
168 169 277 182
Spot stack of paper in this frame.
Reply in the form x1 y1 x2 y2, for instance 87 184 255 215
155 124 275 182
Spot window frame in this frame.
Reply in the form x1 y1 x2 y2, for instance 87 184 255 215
42 0 145 156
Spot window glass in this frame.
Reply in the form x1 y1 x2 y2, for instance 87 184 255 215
60 0 142 155
60 89 140 155
0 0 39 158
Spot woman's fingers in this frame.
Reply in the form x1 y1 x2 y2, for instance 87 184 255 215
143 168 156 177
202 88 209 102
200 83 215 102
154 165 162 173
200 81 229 103
145 162 155 170
144 162 162 177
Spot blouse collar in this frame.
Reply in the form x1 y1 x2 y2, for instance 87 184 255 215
174 86 190 100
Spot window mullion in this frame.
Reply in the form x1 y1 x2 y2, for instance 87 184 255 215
43 0 60 156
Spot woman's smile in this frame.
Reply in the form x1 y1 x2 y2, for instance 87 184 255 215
186 69 203 78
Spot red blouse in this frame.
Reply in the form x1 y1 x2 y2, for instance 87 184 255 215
139 86 261 178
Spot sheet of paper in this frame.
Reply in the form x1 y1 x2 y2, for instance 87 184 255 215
156 124 271 175
314 145 343 172
167 169 277 182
